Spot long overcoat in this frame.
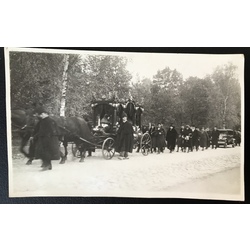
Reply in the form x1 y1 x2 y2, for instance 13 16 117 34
192 129 200 146
183 128 193 148
200 131 209 148
155 127 166 148
115 121 134 153
34 116 60 161
166 128 178 149
149 126 157 148
177 128 185 147
211 129 220 144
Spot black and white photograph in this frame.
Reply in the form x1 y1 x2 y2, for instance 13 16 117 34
4 47 244 200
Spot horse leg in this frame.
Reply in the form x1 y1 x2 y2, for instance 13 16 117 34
59 150 65 164
64 142 68 161
79 147 86 162
136 142 140 153
59 141 68 164
20 135 28 156
19 134 34 164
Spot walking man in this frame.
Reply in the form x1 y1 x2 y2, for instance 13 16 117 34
200 127 209 151
149 123 157 153
192 126 200 151
176 124 185 152
34 107 60 170
211 126 220 149
166 124 178 153
183 125 193 153
156 123 166 154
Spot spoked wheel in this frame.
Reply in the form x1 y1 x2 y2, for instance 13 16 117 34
72 143 81 158
102 137 115 160
140 133 152 156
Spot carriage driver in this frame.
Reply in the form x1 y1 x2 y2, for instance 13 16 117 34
115 112 134 160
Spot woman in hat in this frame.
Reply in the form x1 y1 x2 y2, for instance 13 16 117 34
115 112 134 160
33 107 60 170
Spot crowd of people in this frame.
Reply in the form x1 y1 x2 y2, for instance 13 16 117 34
146 123 240 154
28 106 241 168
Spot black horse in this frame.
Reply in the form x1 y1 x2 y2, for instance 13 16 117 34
11 109 37 162
51 116 95 163
11 109 94 164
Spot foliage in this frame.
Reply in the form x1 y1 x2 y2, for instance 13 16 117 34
9 52 241 131
10 52 64 114
66 54 133 118
209 63 241 129
181 77 210 127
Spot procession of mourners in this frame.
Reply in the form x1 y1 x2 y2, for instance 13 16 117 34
12 99 241 171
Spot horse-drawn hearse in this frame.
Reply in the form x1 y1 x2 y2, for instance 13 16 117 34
72 98 152 159
11 98 152 164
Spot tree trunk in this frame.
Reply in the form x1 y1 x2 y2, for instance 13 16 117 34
60 54 70 117
222 95 228 129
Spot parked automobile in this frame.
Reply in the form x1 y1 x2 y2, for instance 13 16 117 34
218 129 235 148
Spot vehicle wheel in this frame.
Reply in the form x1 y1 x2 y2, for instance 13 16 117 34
224 142 227 148
140 133 152 156
102 137 115 160
72 143 81 157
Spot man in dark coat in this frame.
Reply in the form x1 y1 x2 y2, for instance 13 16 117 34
156 123 166 153
176 125 185 152
234 130 241 146
192 126 200 151
149 123 157 153
115 112 134 160
206 128 212 148
166 124 178 153
200 127 209 151
34 107 60 170
183 125 193 153
211 126 220 149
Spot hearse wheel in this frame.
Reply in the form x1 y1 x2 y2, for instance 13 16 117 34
102 137 115 160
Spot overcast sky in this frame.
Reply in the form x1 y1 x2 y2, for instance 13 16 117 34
8 48 244 85
125 52 244 81
80 49 244 83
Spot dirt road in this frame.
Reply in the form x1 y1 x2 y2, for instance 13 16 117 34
166 167 242 200
9 146 244 200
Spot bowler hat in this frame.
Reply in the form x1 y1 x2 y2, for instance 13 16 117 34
122 112 127 118
35 106 47 115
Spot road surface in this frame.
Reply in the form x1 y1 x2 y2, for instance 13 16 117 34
9 146 244 200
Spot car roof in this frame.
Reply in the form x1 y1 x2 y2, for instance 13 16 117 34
218 129 234 132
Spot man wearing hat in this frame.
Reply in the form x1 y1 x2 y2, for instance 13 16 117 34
192 126 201 151
149 123 157 153
166 124 178 153
211 126 220 149
33 107 60 170
183 124 193 153
155 122 166 154
176 124 185 152
115 112 134 160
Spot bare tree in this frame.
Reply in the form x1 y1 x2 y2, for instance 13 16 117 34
60 54 70 117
